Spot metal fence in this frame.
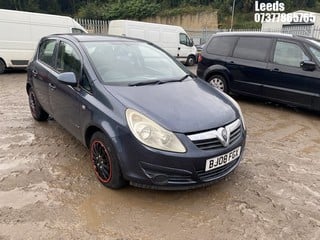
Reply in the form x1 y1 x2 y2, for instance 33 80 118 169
74 18 320 44
75 18 108 35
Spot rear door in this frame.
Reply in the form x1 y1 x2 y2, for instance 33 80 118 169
31 38 58 115
226 36 273 95
265 39 319 108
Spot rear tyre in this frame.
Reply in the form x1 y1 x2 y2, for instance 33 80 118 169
186 55 196 66
208 74 228 93
28 87 49 121
0 59 6 74
90 132 127 189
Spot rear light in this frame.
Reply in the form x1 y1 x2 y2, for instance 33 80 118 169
198 54 202 63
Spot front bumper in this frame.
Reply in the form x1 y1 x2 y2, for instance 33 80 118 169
113 127 246 190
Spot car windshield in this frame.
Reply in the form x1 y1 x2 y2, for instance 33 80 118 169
82 41 188 86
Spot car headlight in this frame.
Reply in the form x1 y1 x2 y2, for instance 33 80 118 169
126 109 186 153
223 94 246 130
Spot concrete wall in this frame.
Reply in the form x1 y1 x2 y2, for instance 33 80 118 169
143 12 218 31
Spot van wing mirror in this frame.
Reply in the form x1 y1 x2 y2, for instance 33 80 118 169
57 72 77 86
190 38 194 46
300 60 316 71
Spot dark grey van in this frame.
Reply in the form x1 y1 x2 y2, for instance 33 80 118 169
197 32 320 111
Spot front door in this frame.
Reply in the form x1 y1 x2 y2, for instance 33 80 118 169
49 40 82 140
265 40 319 109
178 33 193 61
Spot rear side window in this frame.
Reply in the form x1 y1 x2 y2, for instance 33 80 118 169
233 37 272 62
206 36 237 56
38 39 57 67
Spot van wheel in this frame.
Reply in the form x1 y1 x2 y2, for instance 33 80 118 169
0 59 6 74
28 87 49 121
208 75 228 92
186 55 196 66
90 132 127 189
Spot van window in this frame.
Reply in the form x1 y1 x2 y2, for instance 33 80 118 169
38 39 57 67
179 33 192 46
273 41 310 67
57 41 81 79
72 28 85 34
207 36 237 56
233 37 272 62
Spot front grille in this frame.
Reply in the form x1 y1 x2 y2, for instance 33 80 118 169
187 119 242 151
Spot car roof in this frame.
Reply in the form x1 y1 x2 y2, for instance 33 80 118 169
215 31 294 38
45 34 141 43
213 31 320 44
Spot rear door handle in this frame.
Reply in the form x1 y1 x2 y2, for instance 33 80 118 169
271 68 280 72
49 83 56 90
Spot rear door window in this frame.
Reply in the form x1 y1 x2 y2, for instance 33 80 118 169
206 36 237 56
273 41 310 67
38 39 58 67
233 37 272 62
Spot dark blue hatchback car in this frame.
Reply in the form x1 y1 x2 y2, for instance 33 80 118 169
27 34 246 190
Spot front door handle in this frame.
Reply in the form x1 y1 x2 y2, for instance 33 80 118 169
32 69 38 77
271 68 280 72
49 83 56 90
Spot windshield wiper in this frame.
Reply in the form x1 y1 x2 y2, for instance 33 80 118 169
128 74 194 86
129 80 162 86
158 74 194 84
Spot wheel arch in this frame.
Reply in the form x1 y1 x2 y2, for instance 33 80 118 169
204 65 231 84
85 125 104 148
26 83 32 93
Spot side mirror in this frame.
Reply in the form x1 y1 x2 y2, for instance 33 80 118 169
300 60 316 71
57 72 77 86
190 38 194 46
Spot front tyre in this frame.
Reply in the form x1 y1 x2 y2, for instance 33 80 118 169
186 55 196 66
208 74 228 93
28 87 49 121
90 132 127 189
0 59 6 74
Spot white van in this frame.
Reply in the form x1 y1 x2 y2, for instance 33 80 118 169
108 20 197 66
0 9 86 73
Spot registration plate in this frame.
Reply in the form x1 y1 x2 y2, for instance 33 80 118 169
205 146 241 172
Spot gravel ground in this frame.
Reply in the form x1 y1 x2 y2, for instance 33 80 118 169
0 70 320 240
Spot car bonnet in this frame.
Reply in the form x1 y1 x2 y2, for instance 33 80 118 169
104 80 238 133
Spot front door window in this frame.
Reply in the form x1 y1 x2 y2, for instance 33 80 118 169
273 41 310 67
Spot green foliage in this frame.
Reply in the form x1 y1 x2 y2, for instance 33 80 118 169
159 5 210 16
77 0 160 20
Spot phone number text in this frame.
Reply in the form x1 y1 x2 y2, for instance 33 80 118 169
254 12 316 23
